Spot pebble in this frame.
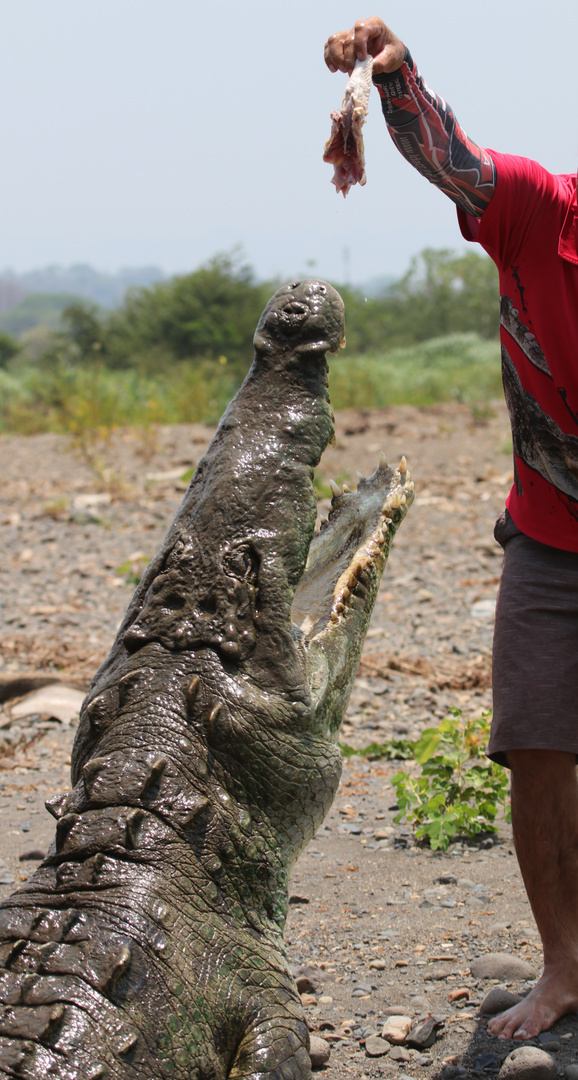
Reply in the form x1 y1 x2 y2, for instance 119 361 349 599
406 1016 442 1050
296 976 317 994
384 1005 410 1016
409 995 431 1013
365 1036 390 1058
301 993 317 1008
498 1046 557 1080
470 953 536 980
480 988 523 1015
381 1015 413 1044
318 995 333 1007
565 1067 578 1080
309 1036 331 1070
369 958 386 970
536 1039 561 1053
388 1045 411 1063
448 988 470 1004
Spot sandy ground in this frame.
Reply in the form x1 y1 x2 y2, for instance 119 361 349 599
0 402 575 1077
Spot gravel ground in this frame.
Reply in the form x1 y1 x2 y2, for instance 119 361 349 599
0 402 576 1078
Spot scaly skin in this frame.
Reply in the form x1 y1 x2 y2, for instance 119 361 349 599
0 280 413 1079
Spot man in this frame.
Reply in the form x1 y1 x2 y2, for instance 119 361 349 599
324 16 578 1042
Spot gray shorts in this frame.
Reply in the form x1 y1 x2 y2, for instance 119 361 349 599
488 510 578 766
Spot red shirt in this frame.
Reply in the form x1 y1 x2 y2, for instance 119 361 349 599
459 151 578 552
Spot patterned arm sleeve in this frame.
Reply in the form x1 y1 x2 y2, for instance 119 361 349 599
373 50 496 217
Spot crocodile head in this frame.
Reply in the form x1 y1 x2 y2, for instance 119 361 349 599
71 278 412 900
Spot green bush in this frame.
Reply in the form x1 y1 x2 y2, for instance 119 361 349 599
328 333 502 409
391 709 511 851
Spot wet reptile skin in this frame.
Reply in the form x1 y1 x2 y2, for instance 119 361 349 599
0 281 413 1079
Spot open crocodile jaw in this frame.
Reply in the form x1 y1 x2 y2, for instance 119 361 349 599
0 280 413 1080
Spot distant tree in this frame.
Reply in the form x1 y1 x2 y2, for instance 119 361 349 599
60 302 107 361
0 331 19 367
106 250 272 370
386 248 499 343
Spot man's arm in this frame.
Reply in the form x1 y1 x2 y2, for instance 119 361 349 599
324 16 496 218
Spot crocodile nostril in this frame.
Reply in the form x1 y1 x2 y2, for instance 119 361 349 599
284 302 308 316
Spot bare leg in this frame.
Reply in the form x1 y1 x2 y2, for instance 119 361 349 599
488 749 578 1040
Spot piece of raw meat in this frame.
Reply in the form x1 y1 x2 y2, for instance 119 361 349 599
323 56 373 197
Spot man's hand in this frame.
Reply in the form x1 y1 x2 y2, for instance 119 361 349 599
324 16 405 76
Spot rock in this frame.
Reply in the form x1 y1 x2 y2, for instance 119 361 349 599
565 1067 578 1080
406 1016 444 1050
365 1036 390 1057
381 1015 413 1043
301 993 318 1007
388 1045 411 1063
537 1040 561 1053
470 953 536 981
19 848 46 861
384 1005 409 1016
435 874 457 885
289 894 310 905
499 1047 557 1080
309 1036 331 1070
369 958 386 970
448 988 470 1003
458 878 476 888
296 976 317 994
480 988 523 1015
9 684 84 725
409 995 431 1013
318 995 333 1007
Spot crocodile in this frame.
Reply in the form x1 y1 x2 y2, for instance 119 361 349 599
0 279 413 1080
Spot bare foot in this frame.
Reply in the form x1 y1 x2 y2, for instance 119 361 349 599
487 967 578 1040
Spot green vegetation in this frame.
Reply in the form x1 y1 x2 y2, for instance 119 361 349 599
390 709 511 851
339 738 414 760
0 292 84 335
0 247 502 435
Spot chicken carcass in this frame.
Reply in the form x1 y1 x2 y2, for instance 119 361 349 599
323 56 373 197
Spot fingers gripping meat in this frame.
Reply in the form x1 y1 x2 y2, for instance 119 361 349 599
323 56 373 197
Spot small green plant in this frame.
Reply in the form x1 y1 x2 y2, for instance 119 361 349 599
117 552 149 586
391 709 511 851
339 739 413 761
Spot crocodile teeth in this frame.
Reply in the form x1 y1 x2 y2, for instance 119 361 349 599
399 455 408 474
342 483 352 493
356 471 365 482
407 480 415 491
329 479 343 497
379 452 388 470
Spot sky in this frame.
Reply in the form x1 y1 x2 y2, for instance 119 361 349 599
0 0 577 286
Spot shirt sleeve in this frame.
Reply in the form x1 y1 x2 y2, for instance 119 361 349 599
373 50 496 217
459 150 564 269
